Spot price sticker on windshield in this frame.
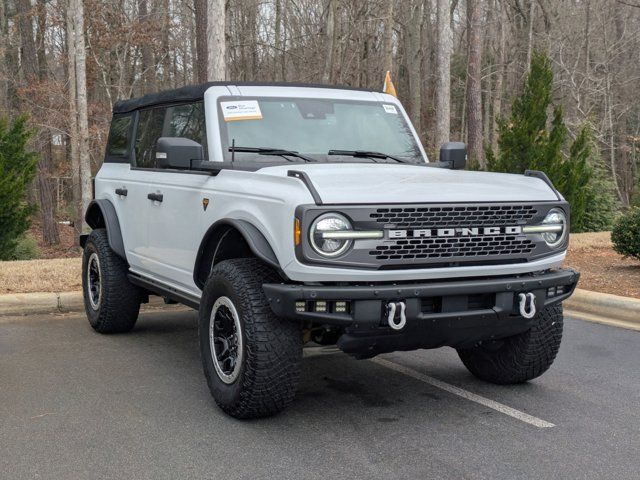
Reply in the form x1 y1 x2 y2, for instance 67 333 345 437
221 100 263 122
383 104 398 114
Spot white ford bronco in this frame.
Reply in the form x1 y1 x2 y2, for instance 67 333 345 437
81 82 579 419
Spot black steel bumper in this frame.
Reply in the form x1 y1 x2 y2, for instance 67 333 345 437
263 268 579 357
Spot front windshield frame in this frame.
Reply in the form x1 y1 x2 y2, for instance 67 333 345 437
216 95 427 164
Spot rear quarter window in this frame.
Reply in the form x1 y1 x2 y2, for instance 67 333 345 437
106 115 133 158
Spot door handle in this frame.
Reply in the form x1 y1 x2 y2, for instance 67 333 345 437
115 188 128 197
147 192 163 203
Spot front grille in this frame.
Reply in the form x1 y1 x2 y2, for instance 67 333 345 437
369 235 535 261
370 205 536 228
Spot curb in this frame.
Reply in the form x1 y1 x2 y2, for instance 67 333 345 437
1 288 638 331
565 288 640 331
0 291 166 317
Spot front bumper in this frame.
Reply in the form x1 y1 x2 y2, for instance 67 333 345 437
263 268 579 357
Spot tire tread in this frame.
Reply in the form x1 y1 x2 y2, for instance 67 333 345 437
457 304 563 384
200 258 302 419
82 229 140 333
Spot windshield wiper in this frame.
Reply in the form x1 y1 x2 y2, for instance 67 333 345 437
327 149 410 164
229 146 316 163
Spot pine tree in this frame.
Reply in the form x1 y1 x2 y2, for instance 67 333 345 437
486 52 595 232
0 116 38 260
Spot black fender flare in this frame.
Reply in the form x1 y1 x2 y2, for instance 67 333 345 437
83 199 127 260
193 219 282 289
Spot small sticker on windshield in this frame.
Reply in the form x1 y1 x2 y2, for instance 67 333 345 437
383 104 398 114
221 100 263 122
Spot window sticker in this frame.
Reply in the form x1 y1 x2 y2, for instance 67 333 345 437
221 100 263 122
383 104 398 114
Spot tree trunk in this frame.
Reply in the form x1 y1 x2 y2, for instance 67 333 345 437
160 0 171 87
435 0 452 148
194 0 208 83
322 0 338 83
274 0 282 80
206 0 225 81
525 0 535 73
66 0 81 239
466 0 484 167
0 0 7 113
18 0 60 245
73 0 92 231
138 0 156 93
404 0 422 136
491 0 505 152
582 0 590 112
382 0 394 75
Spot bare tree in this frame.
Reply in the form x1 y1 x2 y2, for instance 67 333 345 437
382 0 394 75
435 0 452 147
0 0 8 113
17 0 59 245
138 0 156 93
491 0 506 151
207 0 226 81
322 0 338 83
66 0 81 238
194 0 208 83
404 0 423 136
466 0 484 167
73 0 92 230
0 0 638 236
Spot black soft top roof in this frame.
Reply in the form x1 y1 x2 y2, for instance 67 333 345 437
112 81 374 114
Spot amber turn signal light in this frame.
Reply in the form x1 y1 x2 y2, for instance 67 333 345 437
294 218 301 246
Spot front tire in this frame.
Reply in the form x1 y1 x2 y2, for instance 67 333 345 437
199 258 302 419
82 229 141 333
456 304 563 384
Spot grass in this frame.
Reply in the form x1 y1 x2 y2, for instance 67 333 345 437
0 257 81 294
568 231 612 251
0 232 635 297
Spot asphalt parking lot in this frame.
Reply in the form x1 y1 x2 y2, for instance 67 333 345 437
1 309 639 480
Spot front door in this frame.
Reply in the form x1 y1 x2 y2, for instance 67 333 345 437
130 102 210 296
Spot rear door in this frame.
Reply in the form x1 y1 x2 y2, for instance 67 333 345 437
98 113 150 272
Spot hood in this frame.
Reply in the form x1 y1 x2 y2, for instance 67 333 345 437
257 163 559 204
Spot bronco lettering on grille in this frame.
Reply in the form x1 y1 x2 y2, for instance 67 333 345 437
388 226 523 239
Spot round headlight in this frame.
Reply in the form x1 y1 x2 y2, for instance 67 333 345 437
309 213 353 257
541 208 567 247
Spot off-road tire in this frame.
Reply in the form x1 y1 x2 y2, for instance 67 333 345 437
199 258 303 419
82 228 141 333
456 304 563 384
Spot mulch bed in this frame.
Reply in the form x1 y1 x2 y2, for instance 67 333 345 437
22 226 640 300
565 232 640 299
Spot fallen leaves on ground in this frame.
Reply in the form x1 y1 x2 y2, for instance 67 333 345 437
1 231 638 300
566 232 640 299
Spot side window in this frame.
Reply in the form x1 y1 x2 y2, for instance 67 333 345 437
134 107 166 168
106 115 132 158
165 102 207 154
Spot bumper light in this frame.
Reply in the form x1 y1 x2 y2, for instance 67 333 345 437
334 301 347 313
315 301 327 313
294 300 350 314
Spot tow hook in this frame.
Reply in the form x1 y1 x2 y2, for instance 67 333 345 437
386 301 407 330
518 292 537 319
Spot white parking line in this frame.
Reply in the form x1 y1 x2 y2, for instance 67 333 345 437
372 357 556 429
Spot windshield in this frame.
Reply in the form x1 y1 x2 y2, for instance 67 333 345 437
217 97 424 163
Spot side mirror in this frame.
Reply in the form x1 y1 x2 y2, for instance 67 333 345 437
439 142 467 170
156 137 204 169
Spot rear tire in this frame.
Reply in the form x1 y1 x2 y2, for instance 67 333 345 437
199 258 302 419
82 228 141 333
456 304 563 384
